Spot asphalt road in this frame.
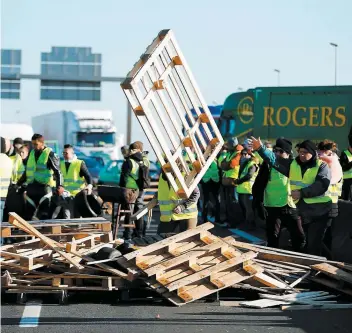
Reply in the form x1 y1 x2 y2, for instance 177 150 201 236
1 293 352 333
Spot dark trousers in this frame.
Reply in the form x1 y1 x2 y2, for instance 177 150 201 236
123 192 144 240
341 178 352 201
238 193 255 225
265 206 306 252
25 183 52 220
224 185 237 225
302 213 332 256
201 180 220 223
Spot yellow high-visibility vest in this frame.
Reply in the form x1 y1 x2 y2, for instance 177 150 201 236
26 148 55 186
289 159 331 204
264 168 295 208
158 176 198 222
60 160 86 196
237 161 258 194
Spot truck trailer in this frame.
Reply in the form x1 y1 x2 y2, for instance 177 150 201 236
32 110 120 160
219 85 352 150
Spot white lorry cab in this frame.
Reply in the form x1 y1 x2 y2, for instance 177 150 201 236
32 110 121 161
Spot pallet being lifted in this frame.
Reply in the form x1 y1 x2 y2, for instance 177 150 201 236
121 29 224 198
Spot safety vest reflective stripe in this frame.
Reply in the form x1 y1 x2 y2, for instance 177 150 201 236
60 160 85 196
289 159 331 204
26 148 54 186
343 150 352 179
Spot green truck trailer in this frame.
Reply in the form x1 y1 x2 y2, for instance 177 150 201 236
219 85 352 150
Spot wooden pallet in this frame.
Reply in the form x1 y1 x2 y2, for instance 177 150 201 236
116 223 277 306
1 217 112 238
3 273 128 291
121 29 224 198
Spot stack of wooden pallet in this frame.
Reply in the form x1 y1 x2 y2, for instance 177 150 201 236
1 215 352 309
0 213 130 301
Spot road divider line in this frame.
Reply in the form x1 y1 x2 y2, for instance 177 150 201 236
19 301 42 327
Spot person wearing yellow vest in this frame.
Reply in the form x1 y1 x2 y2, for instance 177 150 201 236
157 166 200 234
340 128 352 201
219 137 243 227
200 157 220 224
120 141 150 240
16 134 63 220
250 137 332 255
252 138 306 252
235 149 258 229
2 144 29 222
55 144 93 219
1 137 13 222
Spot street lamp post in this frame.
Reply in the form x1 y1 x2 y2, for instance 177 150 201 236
330 42 338 86
274 69 280 86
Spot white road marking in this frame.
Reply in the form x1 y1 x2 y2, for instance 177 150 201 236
19 301 42 327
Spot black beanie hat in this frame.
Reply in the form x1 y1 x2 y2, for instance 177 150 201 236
274 138 292 154
299 140 317 155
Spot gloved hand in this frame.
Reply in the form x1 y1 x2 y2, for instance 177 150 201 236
86 184 93 195
57 186 65 196
173 205 185 214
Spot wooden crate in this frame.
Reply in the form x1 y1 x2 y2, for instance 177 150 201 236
121 29 224 198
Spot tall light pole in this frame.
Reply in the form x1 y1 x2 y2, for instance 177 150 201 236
274 69 280 86
330 42 338 85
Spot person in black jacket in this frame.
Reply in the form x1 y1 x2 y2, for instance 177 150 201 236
252 138 305 251
119 141 148 240
249 137 331 255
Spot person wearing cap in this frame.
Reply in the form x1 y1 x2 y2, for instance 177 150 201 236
119 141 149 240
219 137 243 227
340 126 352 201
250 136 332 255
0 137 13 222
252 138 305 251
16 134 63 220
157 153 200 234
234 149 259 229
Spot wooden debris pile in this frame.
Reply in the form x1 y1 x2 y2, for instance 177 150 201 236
1 213 129 297
1 215 352 309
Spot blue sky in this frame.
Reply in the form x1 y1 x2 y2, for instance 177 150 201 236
1 0 351 149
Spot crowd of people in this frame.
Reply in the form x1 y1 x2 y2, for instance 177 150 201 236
1 129 352 256
198 130 352 257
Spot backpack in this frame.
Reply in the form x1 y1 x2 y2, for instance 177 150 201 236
137 160 150 191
